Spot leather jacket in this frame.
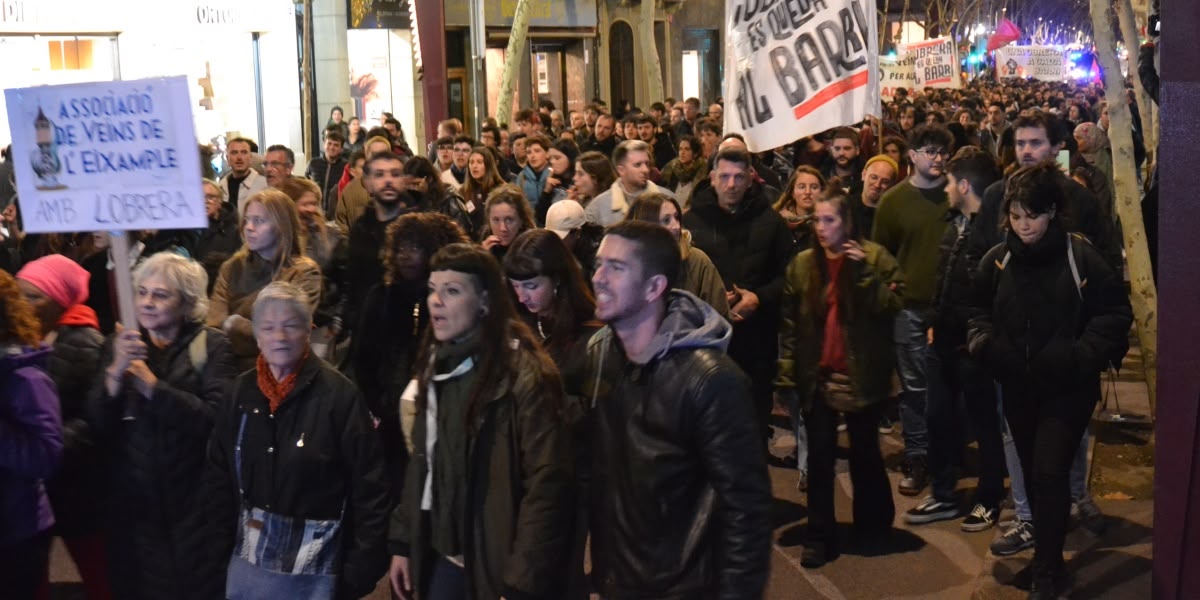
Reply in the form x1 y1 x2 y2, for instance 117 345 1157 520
584 291 771 600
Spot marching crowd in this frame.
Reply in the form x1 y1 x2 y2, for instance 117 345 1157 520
0 65 1155 600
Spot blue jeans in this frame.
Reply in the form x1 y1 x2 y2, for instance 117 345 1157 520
894 309 930 457
1001 402 1093 521
786 393 810 474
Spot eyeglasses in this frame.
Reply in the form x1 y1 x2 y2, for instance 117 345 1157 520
915 147 950 158
265 161 291 169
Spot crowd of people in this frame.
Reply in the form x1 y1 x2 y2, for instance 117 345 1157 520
0 66 1154 600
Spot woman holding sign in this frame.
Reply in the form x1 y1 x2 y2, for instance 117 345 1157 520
207 190 322 371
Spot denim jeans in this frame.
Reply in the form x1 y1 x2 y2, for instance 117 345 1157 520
894 309 930 457
925 346 1005 508
785 393 810 474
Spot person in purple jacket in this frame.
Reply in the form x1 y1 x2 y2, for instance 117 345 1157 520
0 268 63 596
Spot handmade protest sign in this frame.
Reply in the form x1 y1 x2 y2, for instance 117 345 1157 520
994 46 1067 82
723 0 880 152
902 36 960 89
880 55 916 101
5 76 202 234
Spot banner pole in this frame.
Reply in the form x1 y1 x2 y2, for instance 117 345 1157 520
110 230 140 420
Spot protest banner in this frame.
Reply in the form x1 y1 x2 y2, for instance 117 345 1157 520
994 46 1067 82
880 55 916 101
723 0 880 152
6 76 201 387
902 36 961 89
5 76 203 234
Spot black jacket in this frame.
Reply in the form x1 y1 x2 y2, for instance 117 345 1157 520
45 323 105 536
931 213 977 354
88 323 237 600
584 291 771 600
968 227 1132 398
682 181 797 336
389 340 574 600
970 175 1121 271
195 204 242 295
581 135 617 159
204 354 391 599
344 205 400 333
307 155 350 216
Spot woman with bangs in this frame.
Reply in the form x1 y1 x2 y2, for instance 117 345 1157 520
207 189 323 371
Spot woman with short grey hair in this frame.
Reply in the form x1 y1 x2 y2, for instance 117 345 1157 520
87 251 239 600
205 281 390 599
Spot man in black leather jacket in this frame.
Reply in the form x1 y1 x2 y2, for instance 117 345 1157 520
585 221 771 600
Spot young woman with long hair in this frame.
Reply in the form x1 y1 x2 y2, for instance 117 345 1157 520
569 151 616 207
460 146 506 238
479 184 536 261
207 190 322 370
278 178 349 358
774 166 826 249
776 188 904 568
388 243 573 600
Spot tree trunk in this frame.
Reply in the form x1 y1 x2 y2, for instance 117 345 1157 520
301 0 314 163
1116 0 1154 151
1089 0 1158 417
879 0 891 50
639 0 665 106
497 0 532 126
900 0 911 43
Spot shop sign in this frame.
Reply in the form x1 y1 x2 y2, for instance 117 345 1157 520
5 76 205 233
723 0 881 152
348 0 410 29
0 0 123 34
444 0 598 29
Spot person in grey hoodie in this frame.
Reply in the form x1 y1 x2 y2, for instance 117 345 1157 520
585 221 771 600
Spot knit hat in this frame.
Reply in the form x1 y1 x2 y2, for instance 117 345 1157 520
16 254 90 308
864 154 900 174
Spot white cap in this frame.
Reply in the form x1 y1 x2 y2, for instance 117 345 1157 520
544 200 586 238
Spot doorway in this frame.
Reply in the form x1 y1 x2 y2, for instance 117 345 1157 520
609 21 635 112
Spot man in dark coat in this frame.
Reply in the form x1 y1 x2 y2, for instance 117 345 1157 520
586 221 771 599
683 148 797 440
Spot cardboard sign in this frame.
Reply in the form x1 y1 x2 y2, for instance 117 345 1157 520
5 76 203 233
723 0 880 152
994 46 1067 82
880 55 917 101
902 37 961 89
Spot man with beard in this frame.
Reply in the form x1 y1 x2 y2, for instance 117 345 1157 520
820 127 865 191
639 115 675 170
336 135 394 233
220 137 268 215
682 148 796 442
851 155 899 241
582 114 618 158
344 152 415 334
586 221 771 600
872 124 955 497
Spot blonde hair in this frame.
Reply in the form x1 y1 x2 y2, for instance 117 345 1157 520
236 189 307 273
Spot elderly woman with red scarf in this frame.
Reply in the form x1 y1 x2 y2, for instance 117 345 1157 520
204 281 390 599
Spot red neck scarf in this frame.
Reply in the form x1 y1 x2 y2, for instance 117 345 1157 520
256 351 308 414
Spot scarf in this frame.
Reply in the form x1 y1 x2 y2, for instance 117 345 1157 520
256 350 309 414
421 348 476 511
668 158 706 186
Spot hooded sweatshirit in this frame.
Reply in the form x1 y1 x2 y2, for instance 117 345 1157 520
585 290 771 600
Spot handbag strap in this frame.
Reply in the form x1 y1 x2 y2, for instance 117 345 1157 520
235 412 248 497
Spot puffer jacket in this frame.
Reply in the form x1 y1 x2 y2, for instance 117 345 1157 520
204 353 391 600
388 338 574 600
45 323 106 536
0 345 61 548
968 226 1132 396
584 291 771 600
87 323 237 600
775 241 905 411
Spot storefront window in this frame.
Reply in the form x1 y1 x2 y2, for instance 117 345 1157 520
0 36 118 147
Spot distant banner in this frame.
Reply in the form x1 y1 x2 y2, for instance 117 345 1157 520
723 0 879 152
5 77 203 233
902 37 960 89
995 46 1067 82
880 55 916 101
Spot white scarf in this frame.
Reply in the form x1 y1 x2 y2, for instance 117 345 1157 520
420 356 475 511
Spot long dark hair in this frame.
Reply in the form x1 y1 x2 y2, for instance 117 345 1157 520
402 156 448 209
805 189 862 323
462 146 505 203
417 243 562 425
503 230 596 356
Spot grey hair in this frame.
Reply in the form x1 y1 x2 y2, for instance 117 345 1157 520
202 178 225 201
252 281 314 326
132 252 209 322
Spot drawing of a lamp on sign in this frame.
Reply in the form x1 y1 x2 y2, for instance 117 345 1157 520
31 107 67 191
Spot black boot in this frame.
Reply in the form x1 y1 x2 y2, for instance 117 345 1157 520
898 455 930 497
800 540 839 568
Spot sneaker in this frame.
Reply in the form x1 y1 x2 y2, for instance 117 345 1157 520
1074 497 1108 537
990 518 1036 556
877 414 894 434
800 540 838 568
837 415 848 433
797 470 809 493
898 457 929 496
904 496 960 524
961 503 999 532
